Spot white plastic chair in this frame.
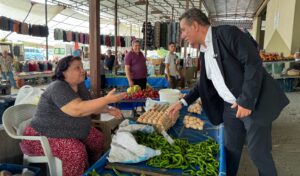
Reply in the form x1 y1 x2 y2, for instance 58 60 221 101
2 104 62 176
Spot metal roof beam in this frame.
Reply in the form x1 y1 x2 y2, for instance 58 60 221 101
152 0 169 13
234 0 239 19
162 0 180 16
176 0 186 9
213 0 217 20
244 0 253 17
190 0 195 8
225 0 227 18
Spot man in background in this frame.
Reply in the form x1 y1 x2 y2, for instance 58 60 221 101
105 49 115 74
124 41 147 89
165 42 179 89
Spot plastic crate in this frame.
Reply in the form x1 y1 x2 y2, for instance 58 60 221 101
0 163 41 176
85 108 226 176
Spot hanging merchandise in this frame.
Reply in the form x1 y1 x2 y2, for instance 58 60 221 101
111 35 115 47
105 35 111 47
167 22 172 46
0 16 10 31
154 22 160 49
176 22 180 46
142 22 154 50
13 45 21 56
142 22 181 50
0 16 49 37
160 22 168 49
54 28 138 47
120 36 126 47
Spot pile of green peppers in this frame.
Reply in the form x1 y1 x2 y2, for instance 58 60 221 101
135 132 219 176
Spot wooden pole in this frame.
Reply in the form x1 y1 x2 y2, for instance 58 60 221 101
45 0 48 60
89 0 101 97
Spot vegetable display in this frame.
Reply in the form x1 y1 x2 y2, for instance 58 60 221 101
135 132 219 176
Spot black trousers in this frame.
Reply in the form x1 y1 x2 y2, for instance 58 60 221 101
100 75 106 89
165 75 178 89
223 103 277 176
132 78 147 90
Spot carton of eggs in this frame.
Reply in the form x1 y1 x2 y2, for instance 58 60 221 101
183 115 204 130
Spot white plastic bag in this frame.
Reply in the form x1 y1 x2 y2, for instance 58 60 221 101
107 120 161 163
117 119 155 133
14 85 44 105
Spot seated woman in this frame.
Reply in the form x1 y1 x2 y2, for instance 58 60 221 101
21 55 126 176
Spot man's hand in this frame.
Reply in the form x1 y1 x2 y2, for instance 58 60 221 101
231 102 252 118
167 76 172 82
166 102 182 119
108 107 123 119
128 80 134 87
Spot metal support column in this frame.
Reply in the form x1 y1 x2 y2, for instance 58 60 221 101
172 7 174 21
45 0 48 60
183 0 189 58
114 0 118 69
196 0 203 58
144 0 149 58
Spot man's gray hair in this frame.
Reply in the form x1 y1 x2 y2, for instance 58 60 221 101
179 8 210 26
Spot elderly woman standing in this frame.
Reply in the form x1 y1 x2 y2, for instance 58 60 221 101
21 56 126 176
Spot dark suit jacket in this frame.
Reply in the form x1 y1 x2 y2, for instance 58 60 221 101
184 25 289 126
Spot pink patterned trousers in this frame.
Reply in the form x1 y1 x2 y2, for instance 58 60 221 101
21 126 104 176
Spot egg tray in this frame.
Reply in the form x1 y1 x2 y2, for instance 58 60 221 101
136 104 178 132
187 99 202 114
183 115 205 130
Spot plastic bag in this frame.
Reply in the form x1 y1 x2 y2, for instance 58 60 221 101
14 85 44 106
107 120 161 163
145 98 169 111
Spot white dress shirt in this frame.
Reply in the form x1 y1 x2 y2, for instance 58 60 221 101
181 27 236 106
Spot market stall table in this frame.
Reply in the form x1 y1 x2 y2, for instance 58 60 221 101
14 71 54 79
113 89 190 112
105 75 168 88
14 71 54 88
84 107 226 176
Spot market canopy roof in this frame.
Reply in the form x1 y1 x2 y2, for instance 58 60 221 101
0 0 140 44
46 0 265 26
0 0 267 44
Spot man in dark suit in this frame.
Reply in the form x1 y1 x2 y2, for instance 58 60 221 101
167 8 289 176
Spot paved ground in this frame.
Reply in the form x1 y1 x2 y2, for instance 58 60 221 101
238 91 300 176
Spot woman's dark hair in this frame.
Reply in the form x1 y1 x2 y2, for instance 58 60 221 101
53 55 81 81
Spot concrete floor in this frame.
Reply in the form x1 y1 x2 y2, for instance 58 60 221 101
238 91 300 176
